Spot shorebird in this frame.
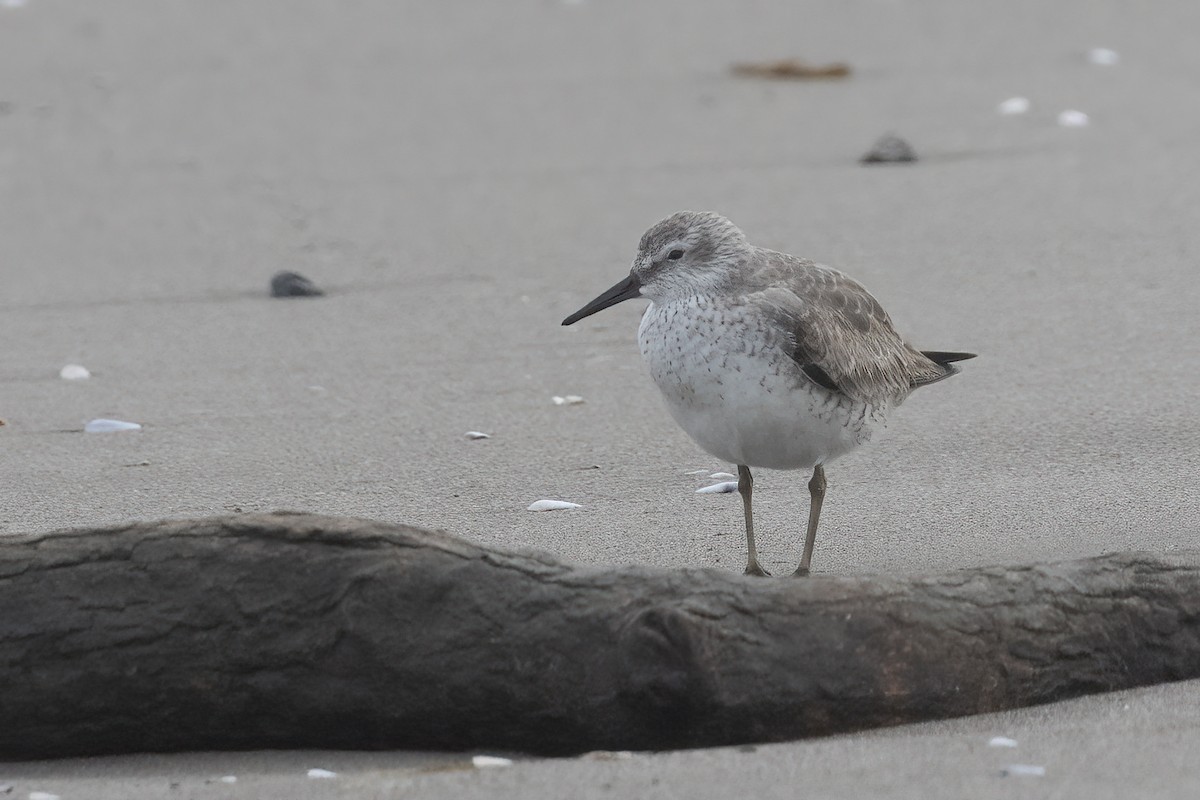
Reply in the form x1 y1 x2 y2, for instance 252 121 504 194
562 211 974 577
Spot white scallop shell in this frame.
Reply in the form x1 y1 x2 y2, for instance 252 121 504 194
1001 764 1045 777
695 482 738 494
996 97 1030 115
1057 109 1089 127
84 418 142 433
526 499 582 511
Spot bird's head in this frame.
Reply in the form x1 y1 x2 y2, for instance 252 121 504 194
562 211 749 325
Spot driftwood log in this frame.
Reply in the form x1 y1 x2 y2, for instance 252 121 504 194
1 513 1198 758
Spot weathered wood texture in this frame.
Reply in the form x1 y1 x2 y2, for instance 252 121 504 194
1 513 1197 758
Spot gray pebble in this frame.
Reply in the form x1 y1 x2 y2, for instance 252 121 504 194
270 271 324 298
860 134 917 164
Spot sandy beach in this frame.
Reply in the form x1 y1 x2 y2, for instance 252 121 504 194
2 0 1199 796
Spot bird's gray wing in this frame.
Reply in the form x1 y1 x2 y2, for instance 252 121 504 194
747 261 945 404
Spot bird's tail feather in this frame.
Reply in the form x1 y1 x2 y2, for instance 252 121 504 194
911 350 977 388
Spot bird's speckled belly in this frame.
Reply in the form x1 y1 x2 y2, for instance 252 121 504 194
638 297 882 470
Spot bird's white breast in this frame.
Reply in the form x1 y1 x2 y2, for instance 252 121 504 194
637 296 884 470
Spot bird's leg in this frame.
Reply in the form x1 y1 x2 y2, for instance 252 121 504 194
794 464 827 577
738 465 770 577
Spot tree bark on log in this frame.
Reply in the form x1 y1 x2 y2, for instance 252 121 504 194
1 512 1197 758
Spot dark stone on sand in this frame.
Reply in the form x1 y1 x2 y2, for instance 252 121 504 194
1 512 1198 757
269 270 324 297
860 134 918 164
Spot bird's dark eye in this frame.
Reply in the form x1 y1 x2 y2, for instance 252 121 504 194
667 249 684 260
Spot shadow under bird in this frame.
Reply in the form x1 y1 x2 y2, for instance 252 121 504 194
562 211 974 577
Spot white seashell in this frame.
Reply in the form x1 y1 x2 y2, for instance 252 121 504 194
218 776 238 783
307 768 337 779
988 736 1018 747
552 396 567 405
1057 109 1089 127
1001 764 1045 777
472 755 514 768
464 431 491 440
60 364 91 380
709 472 736 480
29 793 61 800
996 96 1030 115
564 395 585 405
695 482 738 494
527 499 582 511
1087 47 1119 65
84 418 142 433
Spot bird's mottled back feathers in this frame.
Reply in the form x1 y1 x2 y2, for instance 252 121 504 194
743 249 949 405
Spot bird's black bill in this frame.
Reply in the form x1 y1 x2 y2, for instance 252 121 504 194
561 274 643 325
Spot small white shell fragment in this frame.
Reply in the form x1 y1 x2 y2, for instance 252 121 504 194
1087 47 1119 65
1057 109 1089 127
464 431 491 440
1001 764 1045 777
307 768 337 779
563 395 585 405
988 736 1019 747
84 418 142 433
29 793 61 800
996 96 1030 115
527 499 582 511
709 472 736 480
696 482 738 494
60 363 91 380
219 776 238 783
472 755 514 768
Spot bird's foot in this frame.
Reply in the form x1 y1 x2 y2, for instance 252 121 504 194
744 562 772 578
792 566 811 578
